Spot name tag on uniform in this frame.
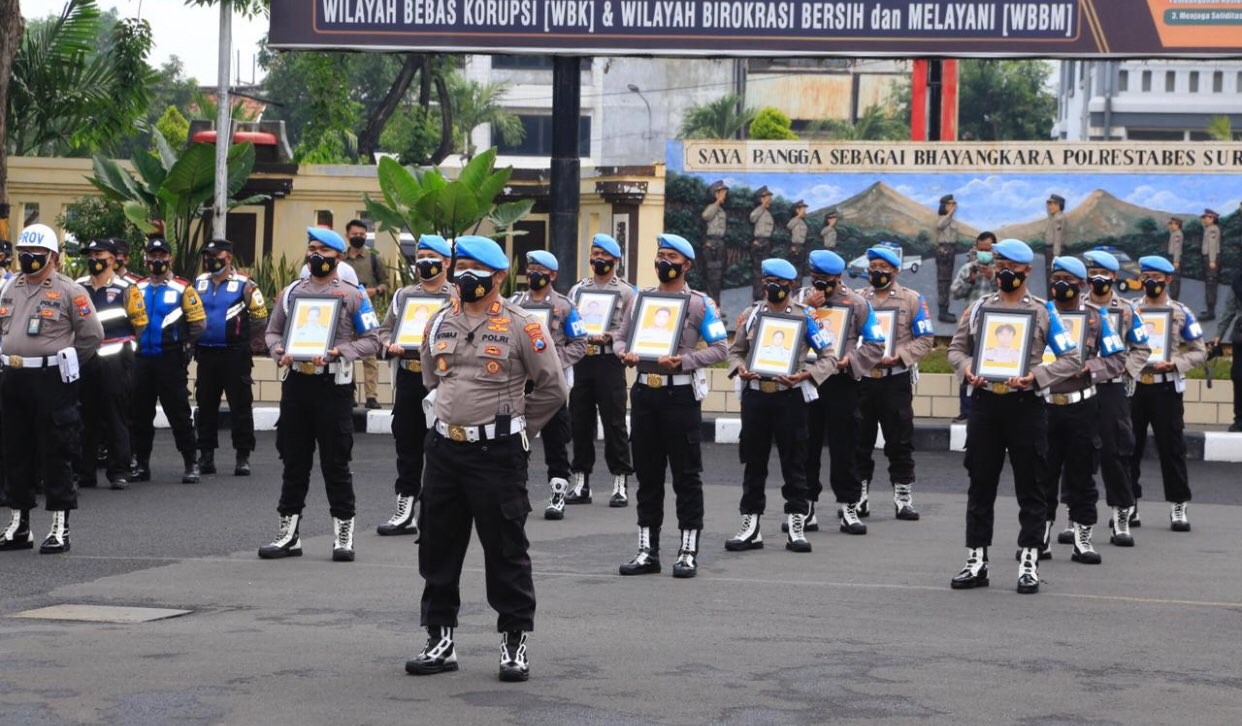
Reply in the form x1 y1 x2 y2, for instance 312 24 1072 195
27 316 42 335
227 281 239 293
197 280 208 292
164 290 178 304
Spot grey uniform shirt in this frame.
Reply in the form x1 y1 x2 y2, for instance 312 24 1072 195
787 217 808 246
750 206 774 239
936 210 957 245
796 285 884 379
1046 211 1066 257
568 274 636 345
511 288 587 369
377 280 456 357
266 276 382 363
1047 301 1118 394
1097 291 1152 380
702 203 727 239
1203 225 1221 263
1133 297 1207 376
614 285 728 374
0 272 103 361
861 282 935 367
421 297 567 435
821 225 838 249
728 301 836 385
1168 229 1184 263
948 292 1082 390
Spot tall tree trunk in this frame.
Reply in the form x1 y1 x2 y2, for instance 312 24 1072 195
429 74 454 166
356 53 424 164
0 0 26 242
417 56 432 108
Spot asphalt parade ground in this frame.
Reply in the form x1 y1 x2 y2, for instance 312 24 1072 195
3 431 1242 724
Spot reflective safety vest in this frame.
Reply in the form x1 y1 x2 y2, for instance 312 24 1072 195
195 272 266 349
77 274 147 357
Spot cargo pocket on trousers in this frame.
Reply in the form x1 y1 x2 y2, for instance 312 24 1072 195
499 490 533 558
685 427 704 474
52 406 83 462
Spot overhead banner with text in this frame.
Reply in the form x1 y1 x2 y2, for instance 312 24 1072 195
268 0 1242 57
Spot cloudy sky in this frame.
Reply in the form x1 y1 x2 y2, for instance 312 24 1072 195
22 0 270 84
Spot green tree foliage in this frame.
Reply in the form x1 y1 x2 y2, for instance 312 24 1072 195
677 94 755 140
748 107 798 141
812 104 908 141
1206 115 1235 141
957 60 1056 141
55 195 146 254
155 106 191 149
448 75 525 160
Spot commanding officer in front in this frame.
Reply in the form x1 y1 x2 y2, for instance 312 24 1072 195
615 233 728 578
854 245 935 521
405 236 565 682
1130 255 1205 532
0 224 103 555
259 228 380 563
193 239 268 478
133 238 206 484
948 238 1081 594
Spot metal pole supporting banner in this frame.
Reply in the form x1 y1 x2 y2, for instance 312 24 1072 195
550 56 581 291
212 1 232 239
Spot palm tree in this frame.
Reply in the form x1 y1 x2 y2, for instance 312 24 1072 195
0 0 25 242
811 105 908 141
449 75 525 160
677 94 756 139
1206 115 1234 141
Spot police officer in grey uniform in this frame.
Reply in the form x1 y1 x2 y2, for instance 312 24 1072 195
1200 209 1221 320
1044 194 1067 288
787 200 809 277
1167 217 1184 301
701 180 728 303
749 186 775 300
935 194 959 322
821 209 839 250
405 236 566 682
0 225 103 555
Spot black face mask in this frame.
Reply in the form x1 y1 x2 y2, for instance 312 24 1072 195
348 236 367 249
656 259 684 282
86 258 111 276
203 256 227 274
813 278 837 295
528 271 551 290
591 258 613 276
147 259 169 276
113 258 126 270
415 259 442 280
455 270 494 302
0 257 10 269
1051 280 1078 302
869 270 892 289
764 282 791 304
19 252 48 275
1088 275 1112 296
307 253 337 278
1143 278 1166 298
997 268 1025 292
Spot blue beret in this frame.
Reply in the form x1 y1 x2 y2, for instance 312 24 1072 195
1139 255 1175 274
591 233 622 258
1082 249 1119 272
455 235 509 271
526 249 559 272
417 234 451 257
1052 256 1087 280
994 238 1034 264
760 257 798 281
866 245 901 268
809 249 845 275
657 233 695 260
307 227 346 254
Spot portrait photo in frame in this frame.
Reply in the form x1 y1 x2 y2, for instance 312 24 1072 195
626 292 688 360
809 304 851 359
871 308 898 358
972 308 1036 381
393 294 448 351
575 290 619 337
747 313 806 378
1140 308 1174 364
1041 311 1087 365
284 296 341 361
520 303 553 332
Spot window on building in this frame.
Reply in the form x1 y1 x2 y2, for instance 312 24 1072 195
496 115 592 157
1165 71 1176 92
492 55 555 70
1117 70 1128 92
21 202 40 226
1189 71 1199 92
315 210 334 229
1127 129 1186 141
1237 71 1242 92
1141 70 1151 92
1213 71 1223 93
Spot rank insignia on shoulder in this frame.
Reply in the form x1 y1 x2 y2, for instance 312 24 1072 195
437 357 448 372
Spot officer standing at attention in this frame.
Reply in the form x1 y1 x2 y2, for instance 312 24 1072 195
1166 217 1184 301
0 224 103 554
74 239 147 490
701 180 728 303
1199 209 1221 320
511 249 586 520
1082 249 1149 547
1044 194 1067 288
341 219 390 408
1130 255 1205 532
798 250 885 535
935 194 959 323
725 258 833 554
132 238 206 484
259 228 380 563
854 245 936 521
786 200 809 277
193 239 268 478
112 239 141 284
615 233 728 578
566 233 636 507
375 234 456 537
749 187 775 300
948 238 1081 595
405 235 565 682
820 209 839 250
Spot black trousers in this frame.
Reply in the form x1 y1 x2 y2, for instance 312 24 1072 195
419 431 535 633
1204 257 1217 314
132 351 196 458
935 244 955 316
391 366 429 498
2 368 81 511
570 354 633 476
1094 382 1137 509
76 350 133 484
1232 354 1242 425
703 237 725 303
1039 396 1100 526
275 372 356 519
630 383 705 531
855 372 917 485
739 387 810 515
539 404 571 483
963 390 1048 549
806 373 862 504
1130 382 1192 504
194 346 255 453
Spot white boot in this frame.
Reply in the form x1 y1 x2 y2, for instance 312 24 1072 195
544 478 568 521
1016 547 1040 594
0 509 33 551
377 495 418 537
39 511 70 554
725 514 763 551
857 479 871 517
1109 506 1134 546
609 474 629 507
258 513 302 559
1170 502 1191 532
333 517 356 562
1070 522 1101 564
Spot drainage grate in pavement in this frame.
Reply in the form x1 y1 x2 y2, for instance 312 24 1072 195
11 605 192 623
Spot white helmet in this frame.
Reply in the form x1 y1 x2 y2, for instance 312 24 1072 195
16 224 59 254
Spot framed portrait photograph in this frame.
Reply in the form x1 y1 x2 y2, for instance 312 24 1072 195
809 304 852 359
872 308 898 359
575 290 619 337
284 296 341 361
520 303 553 332
393 294 447 351
972 308 1036 382
1041 311 1087 365
747 313 806 378
626 292 689 361
1140 308 1174 364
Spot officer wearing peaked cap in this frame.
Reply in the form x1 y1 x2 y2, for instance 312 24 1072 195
701 181 729 303
787 200 809 277
375 233 457 538
1045 194 1067 285
749 187 775 300
0 225 104 555
1166 217 1184 300
408 235 565 682
1200 209 1221 320
948 238 1081 595
935 194 960 323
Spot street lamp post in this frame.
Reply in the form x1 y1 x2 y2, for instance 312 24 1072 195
627 83 653 141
